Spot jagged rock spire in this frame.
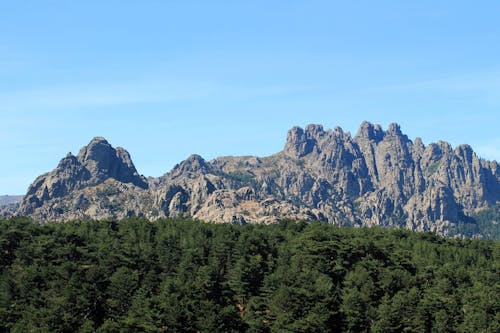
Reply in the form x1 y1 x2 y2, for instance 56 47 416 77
15 123 500 238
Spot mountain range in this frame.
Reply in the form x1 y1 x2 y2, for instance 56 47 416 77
13 122 500 238
0 195 22 206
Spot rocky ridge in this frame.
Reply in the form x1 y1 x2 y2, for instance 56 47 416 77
0 195 23 206
0 195 23 218
16 122 500 237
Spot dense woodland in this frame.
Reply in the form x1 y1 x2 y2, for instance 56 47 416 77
0 217 498 332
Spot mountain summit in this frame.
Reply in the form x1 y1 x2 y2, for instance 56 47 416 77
19 137 148 218
16 123 499 237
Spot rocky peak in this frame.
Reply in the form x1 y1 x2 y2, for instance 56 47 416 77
422 143 443 162
76 137 147 188
115 147 135 170
385 123 403 137
77 136 115 171
57 152 81 169
18 137 148 216
173 154 210 174
354 121 384 143
454 144 474 162
15 123 500 239
414 137 425 151
332 126 343 134
284 126 314 158
304 124 325 137
284 124 331 158
77 137 109 158
437 141 453 154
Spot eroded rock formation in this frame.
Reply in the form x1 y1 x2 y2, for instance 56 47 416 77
16 123 499 237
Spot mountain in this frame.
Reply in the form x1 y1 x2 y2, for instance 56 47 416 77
18 137 149 221
16 122 500 237
0 195 23 218
0 195 23 206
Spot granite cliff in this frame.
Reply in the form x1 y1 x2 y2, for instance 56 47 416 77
16 122 500 237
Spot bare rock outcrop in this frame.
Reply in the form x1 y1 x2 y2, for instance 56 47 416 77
15 123 500 237
18 137 149 221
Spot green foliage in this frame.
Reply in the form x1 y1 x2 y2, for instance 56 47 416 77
217 170 257 186
0 217 498 332
427 161 440 175
472 204 500 240
456 204 500 240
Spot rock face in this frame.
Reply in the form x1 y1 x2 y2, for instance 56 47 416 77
18 137 149 221
16 123 500 237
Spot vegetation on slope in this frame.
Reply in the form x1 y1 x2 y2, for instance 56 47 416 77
453 204 500 240
0 217 498 332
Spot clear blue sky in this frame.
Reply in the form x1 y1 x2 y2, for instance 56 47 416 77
1 1 499 194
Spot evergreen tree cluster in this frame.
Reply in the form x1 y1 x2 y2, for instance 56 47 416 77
0 217 498 332
457 203 500 240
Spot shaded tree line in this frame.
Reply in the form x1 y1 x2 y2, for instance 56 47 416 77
456 203 500 240
0 217 498 332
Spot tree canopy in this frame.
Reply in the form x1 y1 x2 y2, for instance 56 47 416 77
0 217 498 332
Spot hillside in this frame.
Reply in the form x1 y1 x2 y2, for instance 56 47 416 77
16 122 500 238
0 217 498 332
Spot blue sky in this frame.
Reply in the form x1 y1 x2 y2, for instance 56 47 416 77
1 1 499 194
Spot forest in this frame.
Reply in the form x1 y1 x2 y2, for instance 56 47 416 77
0 217 498 332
